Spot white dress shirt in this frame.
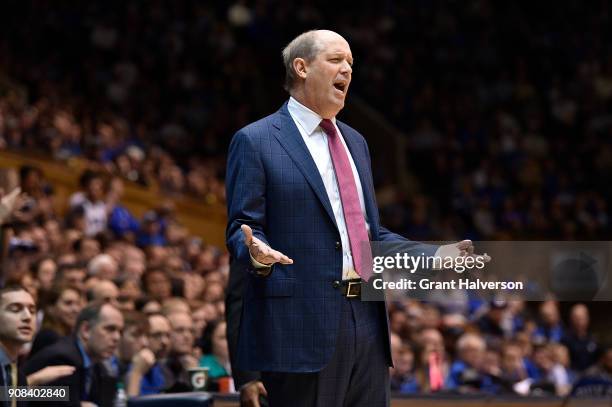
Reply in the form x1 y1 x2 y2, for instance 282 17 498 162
287 97 369 280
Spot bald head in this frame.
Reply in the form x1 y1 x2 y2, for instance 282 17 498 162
282 30 353 119
282 30 350 91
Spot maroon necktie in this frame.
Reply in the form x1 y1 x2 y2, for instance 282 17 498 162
320 119 373 281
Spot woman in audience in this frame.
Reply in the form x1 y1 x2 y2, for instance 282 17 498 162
30 284 83 356
199 319 231 389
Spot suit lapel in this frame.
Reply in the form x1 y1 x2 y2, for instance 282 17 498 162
272 104 338 229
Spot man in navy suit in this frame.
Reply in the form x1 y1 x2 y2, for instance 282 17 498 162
226 29 478 406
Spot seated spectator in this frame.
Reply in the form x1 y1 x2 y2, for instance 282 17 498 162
74 237 101 263
31 256 57 294
116 276 142 312
143 269 172 303
161 297 190 317
446 333 498 393
534 301 564 343
562 303 599 371
69 171 108 237
500 342 529 386
127 313 172 396
583 345 612 381
30 284 83 356
414 328 450 393
55 263 87 292
106 177 140 241
532 343 571 396
136 211 167 247
88 254 119 281
199 320 231 385
390 335 418 394
87 280 119 306
550 342 577 384
164 312 198 392
477 298 511 346
24 301 124 407
113 311 147 380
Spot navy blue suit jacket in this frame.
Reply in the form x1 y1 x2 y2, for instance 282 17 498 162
226 102 437 373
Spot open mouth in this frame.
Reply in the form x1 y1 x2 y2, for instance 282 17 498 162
333 81 347 93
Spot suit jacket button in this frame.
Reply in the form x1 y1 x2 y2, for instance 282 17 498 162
335 241 341 250
332 280 340 289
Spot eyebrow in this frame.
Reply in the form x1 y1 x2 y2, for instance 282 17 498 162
5 302 36 309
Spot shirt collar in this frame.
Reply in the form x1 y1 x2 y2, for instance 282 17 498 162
0 345 12 367
287 97 336 136
76 338 92 369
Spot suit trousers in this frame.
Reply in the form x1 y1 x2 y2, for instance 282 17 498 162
261 296 390 407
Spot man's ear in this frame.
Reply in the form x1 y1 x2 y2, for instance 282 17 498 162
80 321 91 342
293 58 308 79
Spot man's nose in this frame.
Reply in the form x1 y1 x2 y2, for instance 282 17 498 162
22 308 33 320
340 60 352 74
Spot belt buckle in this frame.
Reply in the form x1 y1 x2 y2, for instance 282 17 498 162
346 281 360 298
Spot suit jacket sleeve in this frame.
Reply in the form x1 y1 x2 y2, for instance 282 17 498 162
226 129 273 273
23 342 82 407
361 134 439 258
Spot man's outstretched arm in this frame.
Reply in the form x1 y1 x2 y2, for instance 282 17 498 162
226 130 292 274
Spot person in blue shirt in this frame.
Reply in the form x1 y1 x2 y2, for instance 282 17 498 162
533 301 564 343
446 333 499 394
126 314 172 396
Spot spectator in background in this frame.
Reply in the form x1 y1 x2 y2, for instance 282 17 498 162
583 345 612 382
500 342 528 387
446 333 498 394
31 256 57 294
534 301 564 343
532 344 571 396
75 237 101 263
390 336 418 394
70 171 108 236
88 254 119 281
164 312 198 392
24 301 124 407
143 269 172 303
562 303 599 371
30 284 83 356
127 313 172 396
114 311 147 380
106 177 140 241
199 320 231 386
87 280 119 306
55 263 87 292
414 328 450 393
136 211 167 247
477 298 511 346
17 165 54 223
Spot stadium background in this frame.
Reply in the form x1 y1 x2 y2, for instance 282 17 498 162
0 0 611 404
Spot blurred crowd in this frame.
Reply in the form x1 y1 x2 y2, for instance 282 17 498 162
0 166 231 401
1 1 610 239
0 0 610 400
388 297 611 396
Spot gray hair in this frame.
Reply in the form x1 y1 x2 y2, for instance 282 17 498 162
282 30 322 92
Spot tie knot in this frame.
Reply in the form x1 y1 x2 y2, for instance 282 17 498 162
319 119 336 137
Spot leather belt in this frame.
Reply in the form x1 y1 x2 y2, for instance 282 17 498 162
335 278 361 298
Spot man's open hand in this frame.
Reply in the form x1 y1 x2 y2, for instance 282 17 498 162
242 224 293 266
